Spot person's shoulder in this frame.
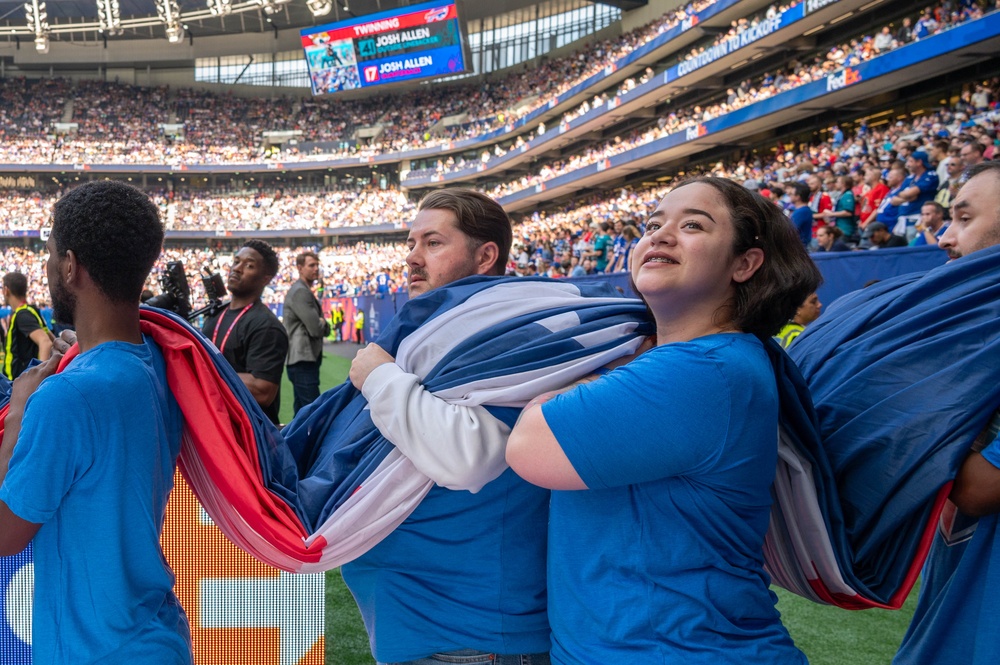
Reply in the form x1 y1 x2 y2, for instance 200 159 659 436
249 300 282 324
284 280 305 300
647 333 765 366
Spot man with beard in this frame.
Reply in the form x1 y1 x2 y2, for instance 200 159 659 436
0 181 193 663
344 189 550 665
202 240 288 425
895 162 1000 665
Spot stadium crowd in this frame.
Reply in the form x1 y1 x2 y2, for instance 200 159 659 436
0 0 856 166
462 0 990 193
0 68 996 311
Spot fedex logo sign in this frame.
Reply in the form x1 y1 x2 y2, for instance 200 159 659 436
0 547 32 664
686 124 708 141
827 67 862 92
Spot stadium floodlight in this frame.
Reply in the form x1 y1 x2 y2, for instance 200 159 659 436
254 0 291 15
24 0 49 53
156 0 184 43
306 0 333 17
96 0 123 35
207 0 232 15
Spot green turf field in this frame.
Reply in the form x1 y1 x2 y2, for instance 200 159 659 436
294 350 919 665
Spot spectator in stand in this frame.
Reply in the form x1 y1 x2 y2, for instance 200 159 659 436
874 26 895 52
816 174 858 240
936 154 965 211
587 222 613 272
606 220 626 274
789 181 814 248
607 225 641 272
891 150 940 239
816 225 851 252
895 17 914 44
931 139 952 184
960 140 986 170
911 200 949 246
860 165 891 229
867 221 908 248
872 162 908 240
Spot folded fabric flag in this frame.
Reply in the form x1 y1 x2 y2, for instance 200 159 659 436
2 277 652 573
765 244 1000 609
3 251 996 607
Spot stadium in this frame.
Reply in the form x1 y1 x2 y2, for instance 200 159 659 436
0 0 998 663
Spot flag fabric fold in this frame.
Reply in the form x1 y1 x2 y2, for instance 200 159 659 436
766 244 1000 608
3 277 652 572
2 251 997 607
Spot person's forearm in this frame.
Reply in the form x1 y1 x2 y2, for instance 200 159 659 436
238 372 278 408
0 414 19 490
362 363 511 492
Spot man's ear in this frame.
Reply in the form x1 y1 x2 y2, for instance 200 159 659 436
475 242 500 276
61 249 81 287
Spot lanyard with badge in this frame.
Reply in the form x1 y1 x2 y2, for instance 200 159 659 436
212 303 254 354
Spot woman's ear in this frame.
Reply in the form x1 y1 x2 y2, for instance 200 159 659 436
732 247 764 284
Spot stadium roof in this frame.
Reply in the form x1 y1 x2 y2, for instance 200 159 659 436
0 0 569 40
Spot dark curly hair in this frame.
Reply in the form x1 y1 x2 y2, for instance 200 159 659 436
52 181 163 304
242 239 280 278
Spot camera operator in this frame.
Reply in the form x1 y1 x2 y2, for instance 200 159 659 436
202 240 288 425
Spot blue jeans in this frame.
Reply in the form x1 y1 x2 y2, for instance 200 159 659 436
286 360 320 414
383 649 550 665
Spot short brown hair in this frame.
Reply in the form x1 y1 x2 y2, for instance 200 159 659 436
2 272 27 299
417 189 512 276
296 251 319 268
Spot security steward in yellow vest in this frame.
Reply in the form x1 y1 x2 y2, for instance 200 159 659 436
3 272 54 380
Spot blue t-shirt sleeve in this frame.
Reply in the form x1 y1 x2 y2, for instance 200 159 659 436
0 377 96 523
979 433 1000 470
541 347 731 489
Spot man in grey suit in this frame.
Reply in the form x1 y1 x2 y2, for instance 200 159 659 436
283 251 329 414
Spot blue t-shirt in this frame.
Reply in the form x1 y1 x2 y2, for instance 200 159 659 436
791 205 813 247
0 338 190 664
341 468 550 662
898 171 940 216
541 334 804 664
876 184 904 225
910 223 948 246
895 432 1000 665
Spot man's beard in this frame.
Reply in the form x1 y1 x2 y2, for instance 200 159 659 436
50 274 77 325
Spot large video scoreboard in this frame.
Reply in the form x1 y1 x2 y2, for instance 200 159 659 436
301 0 470 96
